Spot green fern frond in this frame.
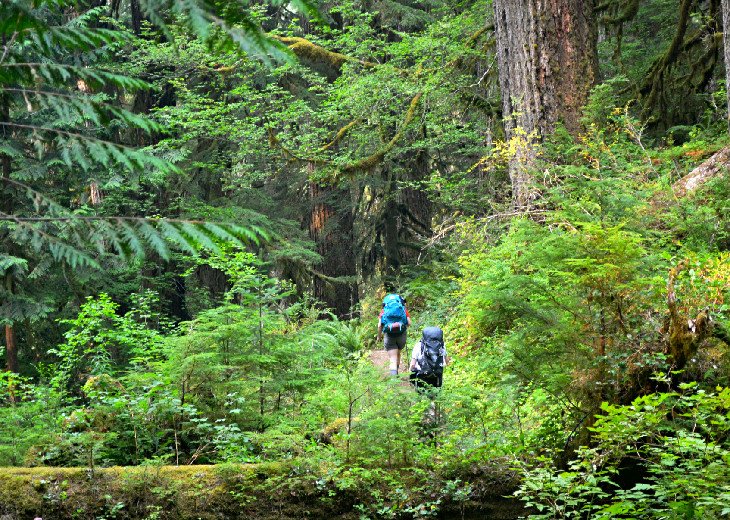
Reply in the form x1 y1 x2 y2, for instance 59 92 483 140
1 0 310 280
157 220 201 256
1 89 164 133
117 218 146 259
137 220 172 261
1 63 152 92
47 239 100 269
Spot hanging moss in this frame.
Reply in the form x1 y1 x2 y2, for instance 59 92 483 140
595 0 640 25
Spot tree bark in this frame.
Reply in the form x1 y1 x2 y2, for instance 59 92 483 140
4 324 17 374
4 275 18 373
672 146 730 197
381 169 401 279
493 0 598 206
400 132 432 265
307 165 359 318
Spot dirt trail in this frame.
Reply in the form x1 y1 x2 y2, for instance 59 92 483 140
369 347 412 387
369 348 408 372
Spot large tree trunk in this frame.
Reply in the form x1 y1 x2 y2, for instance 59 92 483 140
4 274 18 373
722 0 730 129
493 0 598 206
307 173 359 318
381 169 401 280
400 137 432 265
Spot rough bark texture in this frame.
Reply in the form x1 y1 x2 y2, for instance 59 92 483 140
493 0 598 205
382 171 402 279
400 138 432 265
723 0 730 130
673 146 730 196
4 324 17 374
307 178 359 318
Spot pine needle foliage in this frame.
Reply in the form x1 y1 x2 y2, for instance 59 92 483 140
0 0 315 267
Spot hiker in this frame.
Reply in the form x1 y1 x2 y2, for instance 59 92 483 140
409 326 447 391
377 293 411 376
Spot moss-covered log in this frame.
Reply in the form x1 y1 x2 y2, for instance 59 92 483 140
0 462 524 520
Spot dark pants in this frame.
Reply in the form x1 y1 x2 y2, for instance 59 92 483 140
409 372 442 393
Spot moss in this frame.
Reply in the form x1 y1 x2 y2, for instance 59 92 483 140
0 463 364 519
341 92 423 175
272 36 377 71
320 118 363 152
0 461 523 519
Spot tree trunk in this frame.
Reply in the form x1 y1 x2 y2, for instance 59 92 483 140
382 170 401 279
493 0 598 206
4 324 17 373
400 126 432 265
307 169 359 318
4 273 18 373
130 0 142 35
722 0 730 129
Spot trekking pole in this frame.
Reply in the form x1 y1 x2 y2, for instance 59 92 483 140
404 340 411 376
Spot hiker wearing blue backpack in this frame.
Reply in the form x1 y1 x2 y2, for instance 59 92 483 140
377 293 411 376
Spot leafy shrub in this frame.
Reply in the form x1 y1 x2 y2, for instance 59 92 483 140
516 383 730 518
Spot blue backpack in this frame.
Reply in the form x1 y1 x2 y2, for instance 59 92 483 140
381 294 408 335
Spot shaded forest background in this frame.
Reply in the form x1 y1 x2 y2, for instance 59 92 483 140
1 0 730 518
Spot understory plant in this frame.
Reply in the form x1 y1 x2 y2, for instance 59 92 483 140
515 382 730 518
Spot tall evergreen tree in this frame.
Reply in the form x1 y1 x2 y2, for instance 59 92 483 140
493 0 598 205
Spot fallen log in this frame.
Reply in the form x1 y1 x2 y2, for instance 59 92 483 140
672 145 730 197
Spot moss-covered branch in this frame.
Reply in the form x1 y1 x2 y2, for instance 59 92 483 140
267 127 330 166
596 0 641 25
636 0 695 114
271 35 378 71
340 92 423 174
319 117 363 152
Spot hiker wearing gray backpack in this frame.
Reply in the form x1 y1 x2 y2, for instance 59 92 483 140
409 327 447 390
377 293 411 376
